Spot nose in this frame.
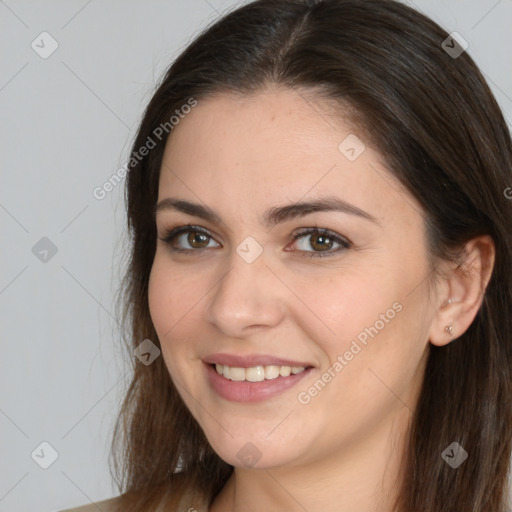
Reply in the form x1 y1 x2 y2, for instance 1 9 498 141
205 244 286 338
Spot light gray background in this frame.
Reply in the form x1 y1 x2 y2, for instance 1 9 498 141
1 1 511 511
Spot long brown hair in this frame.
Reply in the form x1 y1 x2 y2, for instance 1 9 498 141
109 1 512 510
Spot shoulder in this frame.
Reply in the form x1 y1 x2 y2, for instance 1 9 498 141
58 474 209 512
161 472 210 512
58 495 121 512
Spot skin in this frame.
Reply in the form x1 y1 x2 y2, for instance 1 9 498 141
148 86 495 512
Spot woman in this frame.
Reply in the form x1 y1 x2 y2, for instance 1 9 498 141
61 0 512 510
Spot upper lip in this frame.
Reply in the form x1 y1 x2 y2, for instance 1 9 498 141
203 353 314 368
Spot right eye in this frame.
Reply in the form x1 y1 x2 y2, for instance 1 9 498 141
158 224 220 253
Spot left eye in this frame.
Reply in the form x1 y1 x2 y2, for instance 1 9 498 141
158 225 351 258
291 228 351 257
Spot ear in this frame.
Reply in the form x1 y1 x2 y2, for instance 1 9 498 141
428 235 495 347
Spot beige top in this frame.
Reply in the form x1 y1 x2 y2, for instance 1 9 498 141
58 484 209 512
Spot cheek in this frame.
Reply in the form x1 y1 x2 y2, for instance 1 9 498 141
147 260 171 336
148 255 214 382
148 258 191 362
289 257 428 402
288 264 397 352
148 255 197 335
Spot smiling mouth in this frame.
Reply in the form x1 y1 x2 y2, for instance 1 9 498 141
210 363 311 382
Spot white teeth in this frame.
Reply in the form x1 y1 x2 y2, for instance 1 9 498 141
229 367 246 381
264 365 280 379
245 366 265 382
279 366 291 377
214 364 307 381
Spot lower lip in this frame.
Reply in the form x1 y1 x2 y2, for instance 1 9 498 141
204 362 314 403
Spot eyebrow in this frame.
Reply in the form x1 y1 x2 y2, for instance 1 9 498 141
154 195 379 228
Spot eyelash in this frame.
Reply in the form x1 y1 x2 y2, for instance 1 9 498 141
158 224 351 258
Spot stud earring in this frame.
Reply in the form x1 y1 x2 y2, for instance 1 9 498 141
445 325 453 336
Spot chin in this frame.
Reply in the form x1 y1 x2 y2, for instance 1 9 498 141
202 428 303 470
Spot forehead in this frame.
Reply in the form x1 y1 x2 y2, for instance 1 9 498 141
157 88 419 227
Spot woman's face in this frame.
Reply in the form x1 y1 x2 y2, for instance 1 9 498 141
148 87 438 469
